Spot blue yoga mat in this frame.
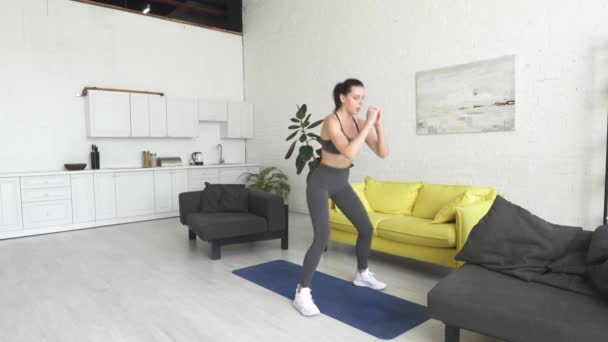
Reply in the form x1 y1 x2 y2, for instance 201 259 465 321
232 260 429 340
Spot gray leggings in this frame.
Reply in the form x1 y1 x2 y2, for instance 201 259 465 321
300 164 373 288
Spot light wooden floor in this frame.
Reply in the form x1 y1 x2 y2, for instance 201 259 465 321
0 213 500 342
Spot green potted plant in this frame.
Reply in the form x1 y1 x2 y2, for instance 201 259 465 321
284 104 324 179
240 166 291 203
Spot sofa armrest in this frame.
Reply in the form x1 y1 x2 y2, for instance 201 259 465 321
248 189 286 233
178 190 203 225
455 199 493 263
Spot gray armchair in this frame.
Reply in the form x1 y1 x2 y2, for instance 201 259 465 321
179 187 288 260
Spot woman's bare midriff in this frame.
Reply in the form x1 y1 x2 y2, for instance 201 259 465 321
320 151 352 169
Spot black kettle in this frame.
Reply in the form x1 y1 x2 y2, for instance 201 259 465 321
191 152 204 165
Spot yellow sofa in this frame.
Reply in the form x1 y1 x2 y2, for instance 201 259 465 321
329 176 497 268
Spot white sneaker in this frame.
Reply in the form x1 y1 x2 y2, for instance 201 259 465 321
353 269 387 290
292 287 320 316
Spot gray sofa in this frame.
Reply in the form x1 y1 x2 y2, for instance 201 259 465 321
427 195 608 342
427 263 607 342
179 187 288 260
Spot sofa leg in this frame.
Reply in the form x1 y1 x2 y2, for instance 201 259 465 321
281 203 289 250
188 229 196 241
445 324 460 342
210 241 221 260
281 232 288 250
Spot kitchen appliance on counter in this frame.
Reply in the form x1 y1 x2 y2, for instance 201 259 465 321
157 157 182 167
90 145 100 169
191 152 204 165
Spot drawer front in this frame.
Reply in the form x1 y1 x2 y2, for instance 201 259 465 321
21 175 70 189
188 169 219 190
22 187 71 203
22 200 73 228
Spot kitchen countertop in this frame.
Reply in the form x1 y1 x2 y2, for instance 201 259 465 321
0 163 261 178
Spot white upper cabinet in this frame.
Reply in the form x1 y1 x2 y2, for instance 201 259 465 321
240 102 254 138
131 93 168 137
149 95 167 137
198 99 228 121
85 91 201 139
166 96 198 138
223 102 242 138
221 102 254 139
87 90 131 137
130 93 150 137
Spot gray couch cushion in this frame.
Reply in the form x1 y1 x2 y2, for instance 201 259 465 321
455 195 581 281
428 264 607 342
220 187 249 212
187 212 267 240
588 224 608 297
201 183 246 213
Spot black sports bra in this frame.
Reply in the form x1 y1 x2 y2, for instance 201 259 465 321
320 112 360 154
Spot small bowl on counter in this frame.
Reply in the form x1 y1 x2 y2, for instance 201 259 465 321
64 163 87 171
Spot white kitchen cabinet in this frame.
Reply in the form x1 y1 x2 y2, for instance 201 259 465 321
22 200 72 229
22 187 71 202
131 93 168 137
221 102 254 139
198 99 227 121
21 175 69 189
130 93 150 137
240 103 254 138
222 102 242 138
219 167 247 184
71 174 95 224
94 173 117 220
115 171 155 218
0 178 22 232
149 95 167 137
246 165 260 175
172 170 188 211
188 169 219 191
154 171 172 213
21 175 72 229
166 96 198 138
87 90 131 137
154 170 188 213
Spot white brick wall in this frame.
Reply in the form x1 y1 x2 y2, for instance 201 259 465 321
243 0 608 229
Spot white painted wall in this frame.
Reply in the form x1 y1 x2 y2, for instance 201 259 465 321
0 0 246 172
243 0 608 229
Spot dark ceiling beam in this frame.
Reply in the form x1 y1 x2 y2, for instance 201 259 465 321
147 0 225 17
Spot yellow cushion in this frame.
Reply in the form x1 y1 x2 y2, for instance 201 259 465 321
364 176 422 215
432 190 489 224
329 210 394 235
376 216 456 248
412 183 495 219
335 183 373 213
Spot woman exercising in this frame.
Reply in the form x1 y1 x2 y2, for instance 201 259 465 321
293 78 389 316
